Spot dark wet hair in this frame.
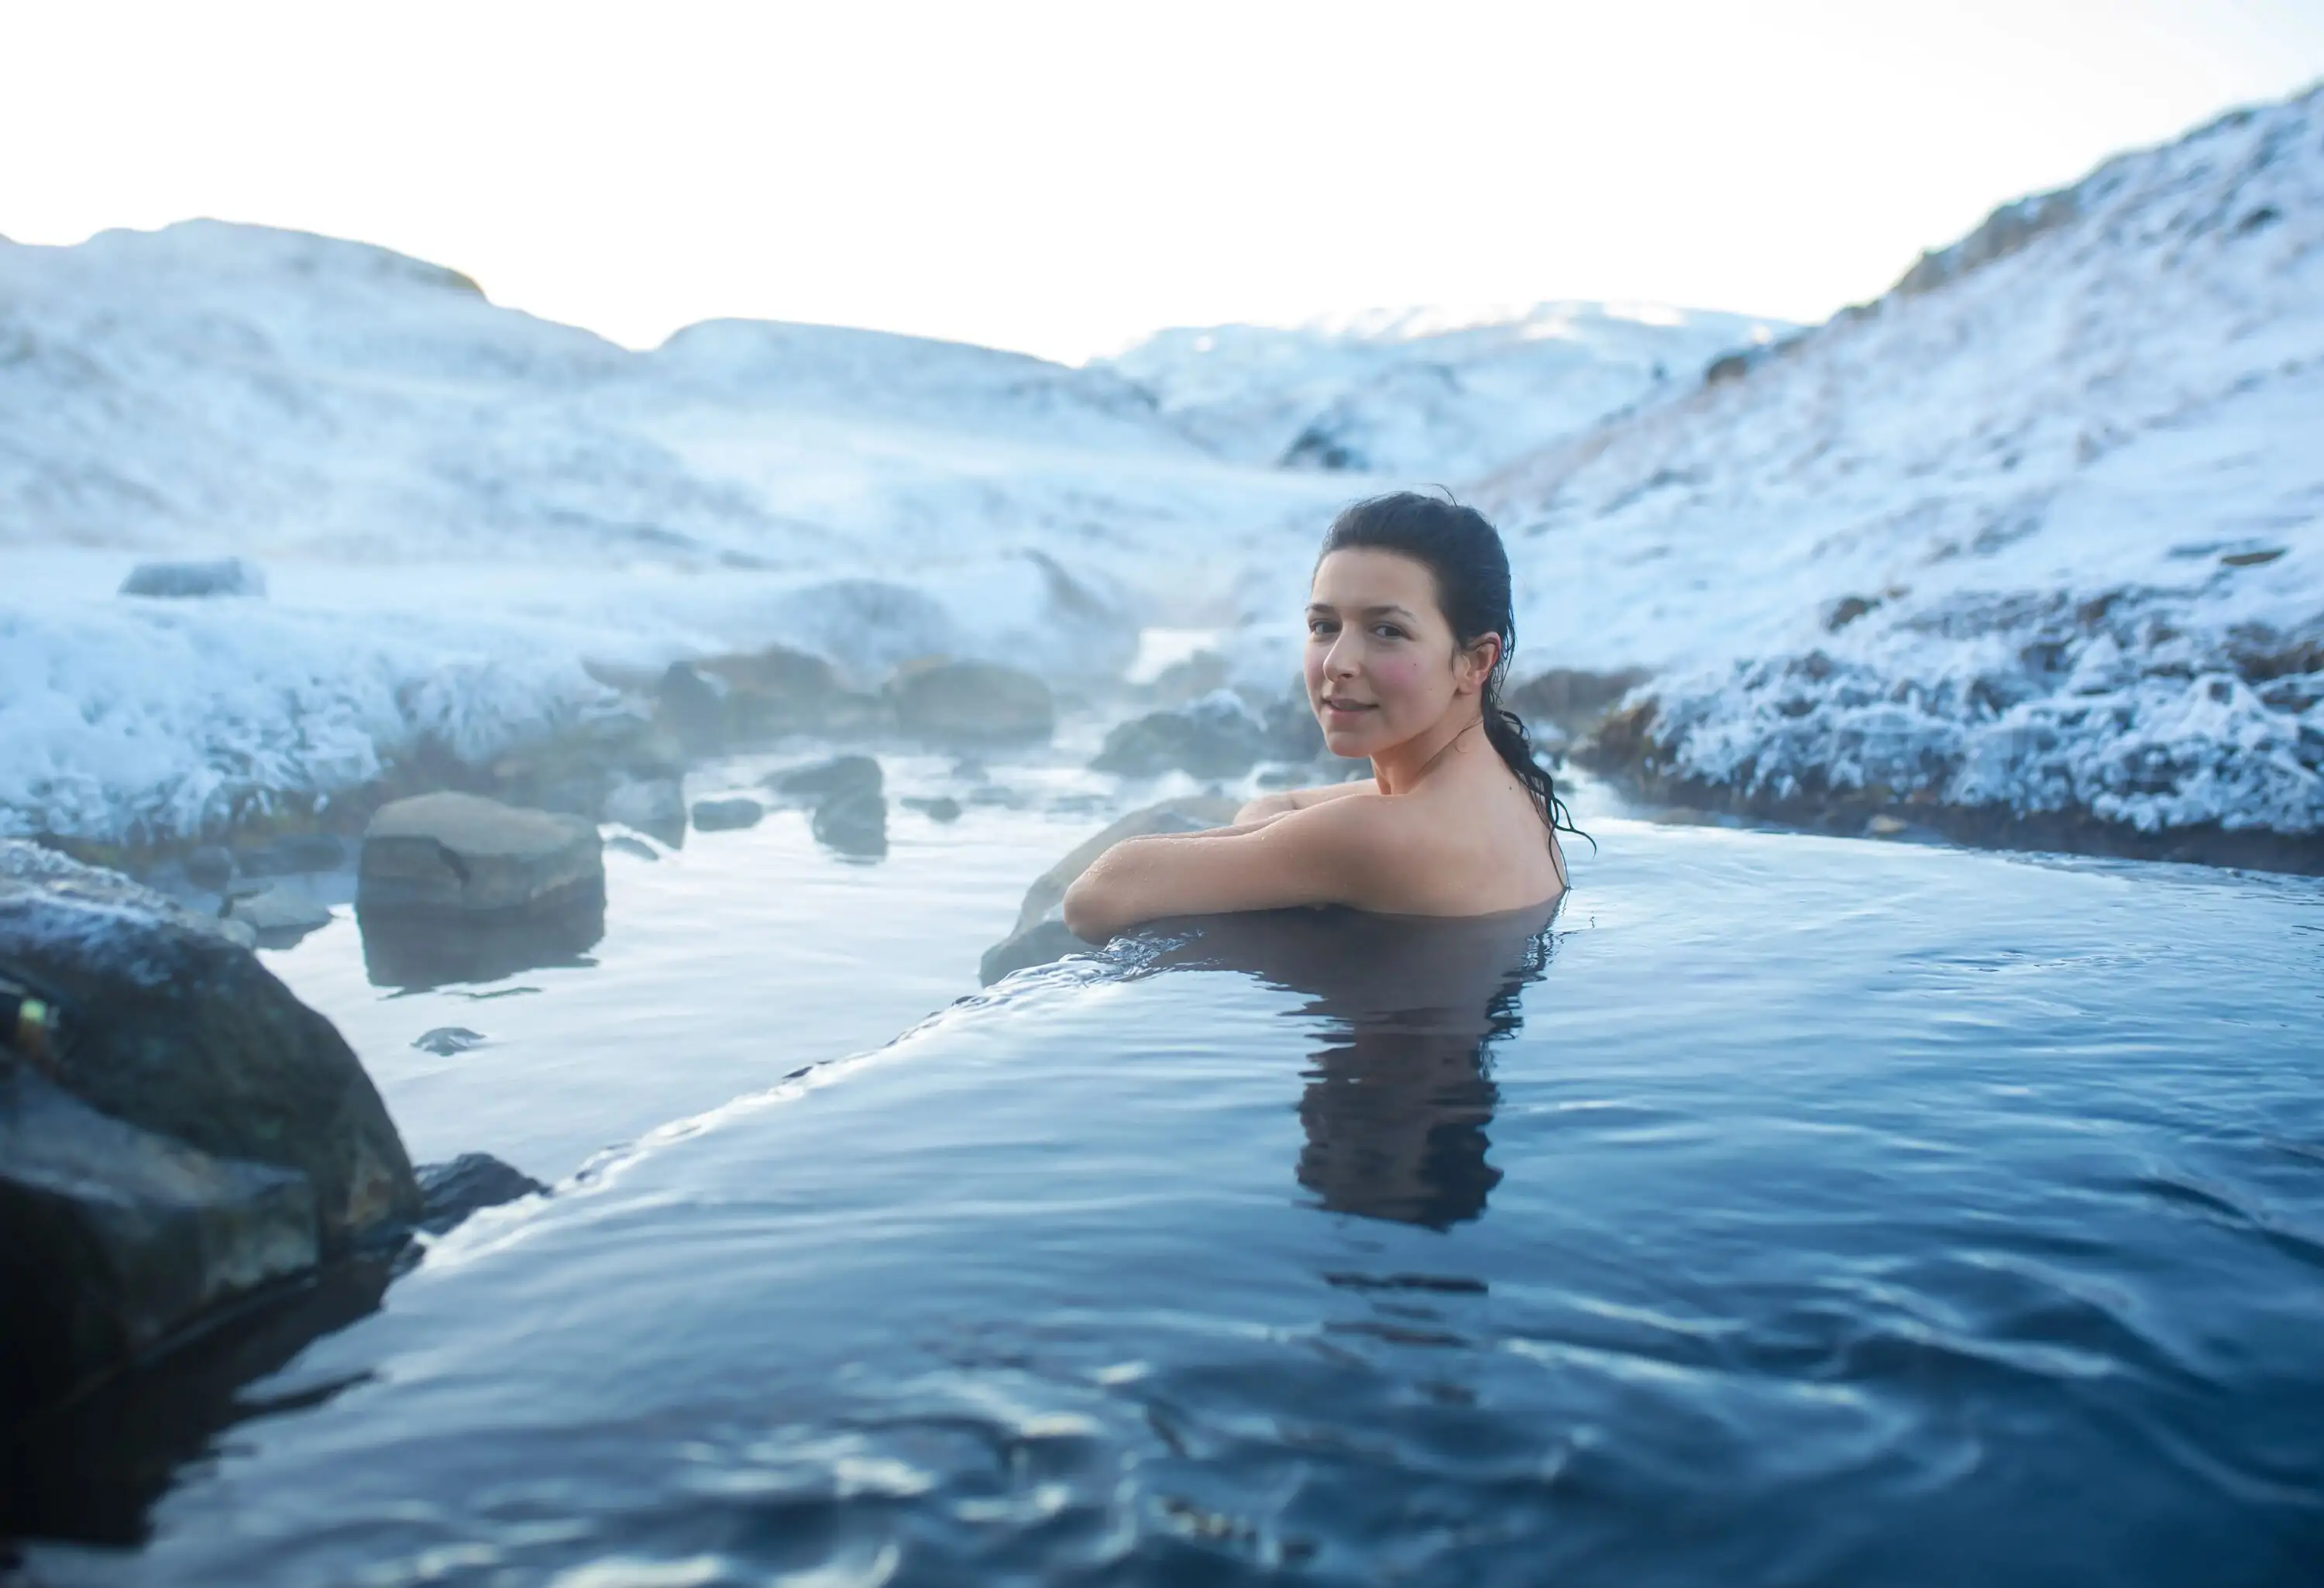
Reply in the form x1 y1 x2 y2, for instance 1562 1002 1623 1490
1318 492 1587 863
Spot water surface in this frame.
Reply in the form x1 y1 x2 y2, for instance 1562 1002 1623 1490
27 807 2324 1586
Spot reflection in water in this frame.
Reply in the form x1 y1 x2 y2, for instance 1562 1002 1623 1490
1140 903 1558 1229
356 890 605 990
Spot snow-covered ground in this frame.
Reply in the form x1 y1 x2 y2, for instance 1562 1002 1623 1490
3 83 2318 854
1476 85 2324 846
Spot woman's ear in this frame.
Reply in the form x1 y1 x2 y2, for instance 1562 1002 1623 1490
1455 634 1502 695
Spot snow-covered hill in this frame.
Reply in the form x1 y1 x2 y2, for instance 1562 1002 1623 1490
1475 85 2324 857
0 222 1362 843
1101 301 1786 479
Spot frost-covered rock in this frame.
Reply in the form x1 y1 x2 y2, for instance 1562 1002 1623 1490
1487 85 2324 856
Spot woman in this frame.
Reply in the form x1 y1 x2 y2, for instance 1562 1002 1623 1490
1063 492 1581 940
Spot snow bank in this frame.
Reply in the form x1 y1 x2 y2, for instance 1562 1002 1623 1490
1478 85 2324 845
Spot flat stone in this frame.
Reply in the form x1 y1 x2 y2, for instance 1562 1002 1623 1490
411 1026 487 1057
690 796 764 832
225 886 334 940
359 793 603 919
888 661 1054 745
117 556 266 600
0 1065 318 1421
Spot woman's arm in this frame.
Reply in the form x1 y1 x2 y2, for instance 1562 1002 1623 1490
1062 795 1402 941
1232 776 1376 825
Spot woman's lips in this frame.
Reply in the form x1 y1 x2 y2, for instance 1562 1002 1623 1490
1319 697 1375 716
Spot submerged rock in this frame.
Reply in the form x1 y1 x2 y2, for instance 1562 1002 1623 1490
414 1152 547 1235
225 886 333 942
411 1026 486 1057
1093 689 1274 779
358 793 604 919
117 556 266 600
690 796 763 832
888 660 1054 745
902 795 963 823
978 796 1243 984
0 1065 318 1423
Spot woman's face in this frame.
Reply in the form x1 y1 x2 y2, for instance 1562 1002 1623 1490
1305 548 1490 758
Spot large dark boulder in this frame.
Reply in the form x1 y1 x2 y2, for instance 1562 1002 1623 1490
0 844 420 1253
888 661 1055 745
0 1066 318 1424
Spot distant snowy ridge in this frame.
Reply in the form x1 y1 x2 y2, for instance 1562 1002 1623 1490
1098 301 1787 479
1479 84 2324 851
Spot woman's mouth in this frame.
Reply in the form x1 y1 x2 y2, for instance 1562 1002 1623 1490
1319 696 1375 717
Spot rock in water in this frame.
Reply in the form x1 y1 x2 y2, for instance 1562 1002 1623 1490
181 844 235 892
225 886 334 941
690 796 764 832
602 776 686 845
358 792 603 919
888 661 1054 745
117 556 266 599
1093 689 1274 779
411 1026 486 1057
695 643 841 738
811 787 889 858
414 1152 547 1235
978 796 1244 984
903 795 963 823
766 754 883 802
0 842 419 1251
0 1065 319 1422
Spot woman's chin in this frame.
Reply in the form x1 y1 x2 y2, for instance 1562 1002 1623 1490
1319 726 1379 760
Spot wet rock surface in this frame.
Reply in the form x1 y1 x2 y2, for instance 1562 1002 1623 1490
810 787 889 858
979 796 1243 984
225 886 334 942
0 1064 320 1425
414 1153 547 1236
358 792 604 919
766 754 882 802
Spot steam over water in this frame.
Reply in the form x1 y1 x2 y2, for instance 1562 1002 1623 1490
25 787 2324 1586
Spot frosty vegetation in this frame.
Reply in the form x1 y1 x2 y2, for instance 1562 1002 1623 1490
2 84 2317 860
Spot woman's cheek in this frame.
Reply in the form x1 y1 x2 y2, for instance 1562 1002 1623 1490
1372 655 1423 703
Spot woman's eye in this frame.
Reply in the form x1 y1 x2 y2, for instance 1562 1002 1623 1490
1373 625 1406 640
1307 620 1336 636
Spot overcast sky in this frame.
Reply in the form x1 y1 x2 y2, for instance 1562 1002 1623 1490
7 0 2322 363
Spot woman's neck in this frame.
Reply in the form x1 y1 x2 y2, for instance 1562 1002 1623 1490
1370 701 1486 796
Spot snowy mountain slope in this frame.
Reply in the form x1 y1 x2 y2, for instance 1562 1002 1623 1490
1476 85 2324 848
1101 301 1786 479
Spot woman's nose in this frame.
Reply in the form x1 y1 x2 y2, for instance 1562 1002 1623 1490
1323 635 1360 678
